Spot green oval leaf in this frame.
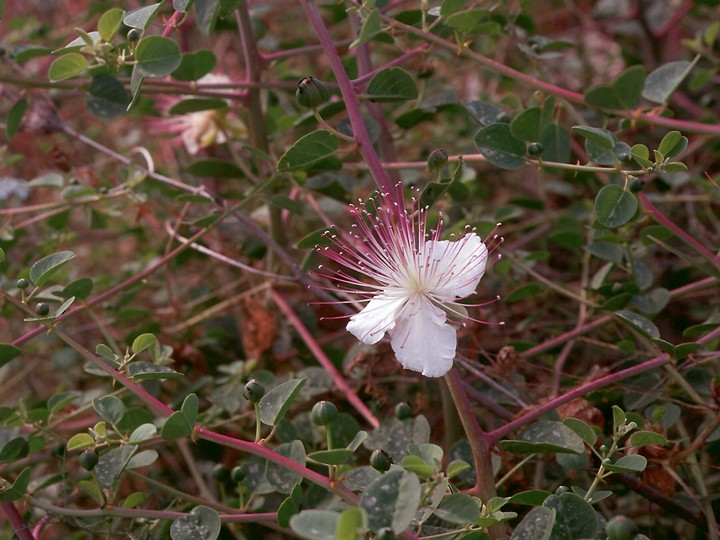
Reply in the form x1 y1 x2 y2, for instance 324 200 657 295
98 8 125 41
49 53 88 82
277 130 339 172
510 506 555 540
571 125 614 150
543 492 599 539
0 438 29 463
172 50 217 81
433 493 480 525
612 65 647 109
66 433 95 451
604 454 647 473
29 250 75 286
290 510 339 540
474 123 526 170
123 3 162 29
595 185 638 228
501 420 586 454
87 75 131 118
93 395 126 425
95 445 137 487
562 418 597 446
135 36 182 78
6 98 27 138
0 344 21 369
366 68 418 102
360 469 421 533
614 310 660 339
642 59 697 104
0 467 31 502
308 448 354 466
62 277 94 300
630 431 668 447
258 378 306 426
170 505 221 540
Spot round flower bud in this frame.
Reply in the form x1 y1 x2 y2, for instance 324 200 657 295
127 29 141 42
427 148 449 171
16 278 29 290
394 402 413 420
369 449 393 472
618 152 632 164
79 449 99 471
296 76 330 108
35 303 50 316
605 516 637 540
554 485 569 495
211 464 230 482
231 465 245 483
527 142 544 156
311 400 338 426
495 111 511 124
243 379 265 403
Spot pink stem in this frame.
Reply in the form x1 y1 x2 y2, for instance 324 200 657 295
1 502 34 540
162 11 183 37
489 324 720 443
299 0 401 207
271 289 380 428
639 192 720 270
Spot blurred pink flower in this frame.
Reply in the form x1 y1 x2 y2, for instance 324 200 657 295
316 189 501 377
149 74 247 155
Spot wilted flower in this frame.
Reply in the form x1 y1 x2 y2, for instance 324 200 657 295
316 189 501 377
149 74 247 155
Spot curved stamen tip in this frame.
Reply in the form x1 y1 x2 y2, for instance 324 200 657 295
499 321 506 325
496 222 502 227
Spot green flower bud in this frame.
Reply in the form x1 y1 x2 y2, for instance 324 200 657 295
311 400 338 426
35 303 50 316
554 485 569 495
394 402 413 420
127 29 141 42
243 379 265 403
79 449 99 471
527 142 544 156
231 465 245 483
211 463 230 482
605 516 637 540
618 152 632 164
495 111 511 123
296 76 330 108
16 278 29 290
427 148 449 171
370 449 393 473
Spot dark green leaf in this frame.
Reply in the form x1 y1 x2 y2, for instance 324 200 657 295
93 395 126 425
30 250 75 286
0 438 29 463
350 8 381 48
266 440 305 494
642 60 697 104
123 3 162 29
595 185 637 228
6 98 27 138
543 492 598 540
86 75 132 118
126 362 182 381
604 454 647 473
501 421 585 454
307 449 354 466
584 84 622 109
62 277 93 300
474 123 526 170
508 490 552 506
562 418 597 446
0 467 31 502
291 510 339 540
95 445 136 487
613 65 647 108
277 130 339 172
360 469 421 533
510 506 555 540
135 36 182 78
366 68 418 102
505 283 544 303
194 0 220 35
0 344 21 369
258 379 306 426
172 50 217 81
171 505 221 540
614 310 660 339
187 159 245 178
538 124 570 163
510 107 542 141
571 126 614 150
434 493 480 525
630 431 667 447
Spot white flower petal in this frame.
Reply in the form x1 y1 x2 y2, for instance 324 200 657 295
347 291 407 345
391 296 456 377
424 233 487 299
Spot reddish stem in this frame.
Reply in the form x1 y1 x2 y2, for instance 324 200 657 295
299 0 401 206
271 289 379 428
1 502 34 540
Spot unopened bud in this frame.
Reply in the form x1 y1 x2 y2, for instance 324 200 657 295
296 76 330 108
527 142 544 156
427 148 449 170
394 402 413 420
243 379 265 403
311 400 338 426
370 449 393 472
